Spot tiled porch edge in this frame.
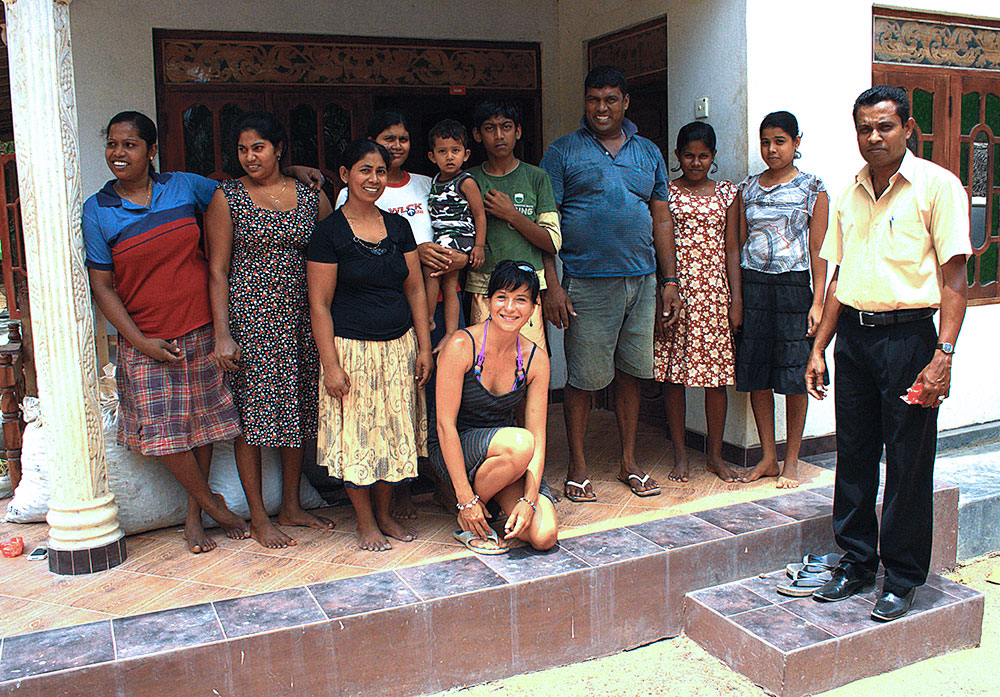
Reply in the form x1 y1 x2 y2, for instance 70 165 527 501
0 484 960 697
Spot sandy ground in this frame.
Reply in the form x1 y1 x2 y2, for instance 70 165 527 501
430 555 1000 697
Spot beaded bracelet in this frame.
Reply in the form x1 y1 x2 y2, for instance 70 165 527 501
457 494 480 511
659 277 681 288
517 497 537 512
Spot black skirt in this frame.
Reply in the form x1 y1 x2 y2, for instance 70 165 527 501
736 268 824 394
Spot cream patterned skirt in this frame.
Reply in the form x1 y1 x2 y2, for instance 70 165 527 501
317 329 428 486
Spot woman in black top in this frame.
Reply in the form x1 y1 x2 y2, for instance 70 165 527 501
432 261 557 554
308 140 433 551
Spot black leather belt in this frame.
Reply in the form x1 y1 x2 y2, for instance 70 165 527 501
843 306 936 327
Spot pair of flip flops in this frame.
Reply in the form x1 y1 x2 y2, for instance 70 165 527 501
453 529 509 555
618 473 660 497
564 474 661 502
776 553 843 597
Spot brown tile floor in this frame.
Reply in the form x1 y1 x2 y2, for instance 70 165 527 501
0 406 833 638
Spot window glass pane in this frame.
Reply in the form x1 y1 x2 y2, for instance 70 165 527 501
968 255 976 286
986 93 1000 134
961 142 970 186
973 132 989 198
995 144 1000 186
182 104 214 177
993 193 999 239
906 130 918 156
323 104 351 171
962 92 980 136
913 88 933 134
922 141 933 160
289 104 319 167
219 104 248 179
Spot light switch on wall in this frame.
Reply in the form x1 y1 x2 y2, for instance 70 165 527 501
695 97 709 119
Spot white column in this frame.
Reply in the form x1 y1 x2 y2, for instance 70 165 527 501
4 0 122 571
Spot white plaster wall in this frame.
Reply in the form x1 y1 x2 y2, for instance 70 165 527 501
68 0 560 197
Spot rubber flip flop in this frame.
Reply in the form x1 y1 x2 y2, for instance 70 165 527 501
453 529 509 555
776 569 833 597
785 552 843 579
618 473 661 497
564 478 597 503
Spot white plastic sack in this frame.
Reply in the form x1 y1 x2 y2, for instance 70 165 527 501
3 397 47 521
4 368 325 534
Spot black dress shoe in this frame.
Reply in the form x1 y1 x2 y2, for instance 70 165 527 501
871 587 916 621
812 565 876 602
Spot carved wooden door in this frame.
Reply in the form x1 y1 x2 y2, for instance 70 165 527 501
158 92 267 179
872 66 951 168
269 92 364 186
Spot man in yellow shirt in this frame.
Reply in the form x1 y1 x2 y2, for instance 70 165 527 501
805 86 971 621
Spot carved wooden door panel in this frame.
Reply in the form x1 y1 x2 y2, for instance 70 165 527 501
158 92 266 179
872 66 952 168
269 92 363 186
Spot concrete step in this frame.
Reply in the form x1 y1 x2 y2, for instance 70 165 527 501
684 569 984 697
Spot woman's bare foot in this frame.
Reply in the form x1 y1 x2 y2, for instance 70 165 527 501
375 510 416 543
667 452 690 482
206 493 250 539
276 506 335 530
391 486 419 520
706 457 738 483
182 512 216 554
434 483 458 514
250 518 297 549
357 517 392 551
777 460 800 489
739 458 780 483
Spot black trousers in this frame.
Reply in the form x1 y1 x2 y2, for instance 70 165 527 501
832 313 938 595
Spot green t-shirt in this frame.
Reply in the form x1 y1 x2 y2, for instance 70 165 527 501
467 162 558 294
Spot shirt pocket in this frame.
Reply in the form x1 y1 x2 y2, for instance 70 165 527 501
883 219 931 270
620 163 655 201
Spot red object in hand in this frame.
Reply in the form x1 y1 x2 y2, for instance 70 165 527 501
901 382 923 405
0 537 24 558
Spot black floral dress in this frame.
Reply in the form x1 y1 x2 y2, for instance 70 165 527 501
221 179 319 447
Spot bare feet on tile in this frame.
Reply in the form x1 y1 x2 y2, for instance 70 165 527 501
356 517 392 551
250 518 297 549
276 506 335 530
209 493 250 540
667 450 690 482
182 513 216 554
391 483 419 520
706 456 738 483
376 511 416 543
777 460 800 489
739 457 780 484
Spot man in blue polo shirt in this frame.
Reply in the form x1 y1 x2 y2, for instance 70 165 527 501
541 65 681 503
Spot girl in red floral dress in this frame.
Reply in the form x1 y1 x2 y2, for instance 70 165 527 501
653 122 742 483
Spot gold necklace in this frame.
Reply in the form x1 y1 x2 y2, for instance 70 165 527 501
253 176 288 208
115 178 153 208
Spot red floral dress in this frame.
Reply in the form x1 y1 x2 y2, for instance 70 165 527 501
653 180 737 387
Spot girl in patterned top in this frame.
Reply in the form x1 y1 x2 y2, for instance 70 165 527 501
653 122 742 483
206 111 335 549
737 111 829 488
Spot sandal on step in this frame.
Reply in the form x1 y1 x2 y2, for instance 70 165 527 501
785 552 843 579
776 568 834 597
618 473 661 497
564 478 597 503
453 529 509 555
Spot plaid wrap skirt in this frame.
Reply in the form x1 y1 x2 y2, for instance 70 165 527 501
116 323 242 456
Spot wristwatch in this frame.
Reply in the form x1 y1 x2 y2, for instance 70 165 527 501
936 342 955 355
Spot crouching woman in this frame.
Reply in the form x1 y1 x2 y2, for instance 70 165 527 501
431 260 558 554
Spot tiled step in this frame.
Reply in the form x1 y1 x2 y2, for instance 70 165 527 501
0 483 961 697
684 569 984 697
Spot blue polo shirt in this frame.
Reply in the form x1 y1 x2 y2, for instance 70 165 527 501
540 118 668 278
82 171 217 340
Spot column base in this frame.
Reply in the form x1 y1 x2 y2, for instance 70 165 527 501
48 536 127 575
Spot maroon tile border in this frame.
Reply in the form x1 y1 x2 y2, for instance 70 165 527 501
48 537 127 576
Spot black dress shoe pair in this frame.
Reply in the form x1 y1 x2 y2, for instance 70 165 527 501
812 565 876 602
871 587 916 621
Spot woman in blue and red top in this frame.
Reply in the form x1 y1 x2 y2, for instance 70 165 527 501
82 111 320 554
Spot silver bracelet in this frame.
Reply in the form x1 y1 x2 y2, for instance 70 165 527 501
518 497 537 512
457 494 480 511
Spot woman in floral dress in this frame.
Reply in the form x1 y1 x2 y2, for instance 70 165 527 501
207 111 335 549
653 122 742 483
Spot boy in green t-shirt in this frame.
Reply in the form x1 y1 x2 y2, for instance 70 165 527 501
468 100 561 349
